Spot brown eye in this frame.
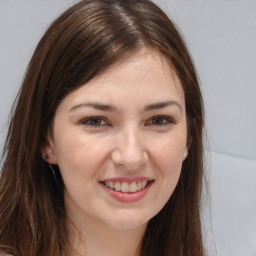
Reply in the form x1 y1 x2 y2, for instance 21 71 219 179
152 117 165 125
147 116 174 127
81 117 107 127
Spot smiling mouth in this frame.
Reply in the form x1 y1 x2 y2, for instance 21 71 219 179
101 180 152 193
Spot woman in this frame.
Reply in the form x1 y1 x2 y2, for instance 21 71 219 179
0 0 205 255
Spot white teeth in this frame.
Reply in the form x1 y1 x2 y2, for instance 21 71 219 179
109 181 115 189
121 182 129 192
137 181 142 190
104 180 150 193
115 182 121 191
129 182 137 192
141 180 147 188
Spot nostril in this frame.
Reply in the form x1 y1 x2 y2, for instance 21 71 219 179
111 146 148 170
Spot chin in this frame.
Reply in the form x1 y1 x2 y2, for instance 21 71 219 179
103 210 152 231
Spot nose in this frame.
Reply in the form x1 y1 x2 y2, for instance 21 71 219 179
111 126 148 170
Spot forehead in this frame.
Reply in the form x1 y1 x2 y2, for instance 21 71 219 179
58 49 185 111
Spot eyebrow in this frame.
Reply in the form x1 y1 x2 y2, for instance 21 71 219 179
69 100 182 113
144 100 182 112
69 103 117 112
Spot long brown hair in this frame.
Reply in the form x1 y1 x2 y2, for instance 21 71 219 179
0 0 205 255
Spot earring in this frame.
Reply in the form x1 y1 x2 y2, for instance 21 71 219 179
48 164 58 183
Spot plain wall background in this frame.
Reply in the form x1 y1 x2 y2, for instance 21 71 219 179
0 1 255 255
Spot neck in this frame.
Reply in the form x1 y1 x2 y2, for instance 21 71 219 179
65 213 147 256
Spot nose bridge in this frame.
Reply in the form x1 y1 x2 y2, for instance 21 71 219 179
123 125 142 152
112 124 148 169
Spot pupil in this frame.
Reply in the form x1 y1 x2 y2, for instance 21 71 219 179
153 117 163 124
91 118 101 125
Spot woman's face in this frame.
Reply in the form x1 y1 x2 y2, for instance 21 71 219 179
45 49 188 231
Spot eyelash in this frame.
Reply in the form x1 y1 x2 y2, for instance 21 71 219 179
146 116 175 127
80 116 175 128
80 116 108 128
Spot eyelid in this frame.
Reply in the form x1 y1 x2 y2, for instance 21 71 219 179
79 116 110 128
145 115 175 126
78 115 176 129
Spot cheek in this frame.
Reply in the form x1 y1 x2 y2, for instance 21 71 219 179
149 133 186 201
54 131 110 179
151 133 186 173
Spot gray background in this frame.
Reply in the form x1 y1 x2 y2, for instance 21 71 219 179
0 1 255 255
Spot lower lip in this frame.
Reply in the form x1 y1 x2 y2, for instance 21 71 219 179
100 182 153 203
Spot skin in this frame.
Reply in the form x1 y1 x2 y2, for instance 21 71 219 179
43 48 188 256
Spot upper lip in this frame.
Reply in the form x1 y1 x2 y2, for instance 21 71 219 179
99 177 154 184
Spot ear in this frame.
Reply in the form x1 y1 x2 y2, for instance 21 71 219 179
41 136 58 164
183 147 188 161
183 135 192 161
